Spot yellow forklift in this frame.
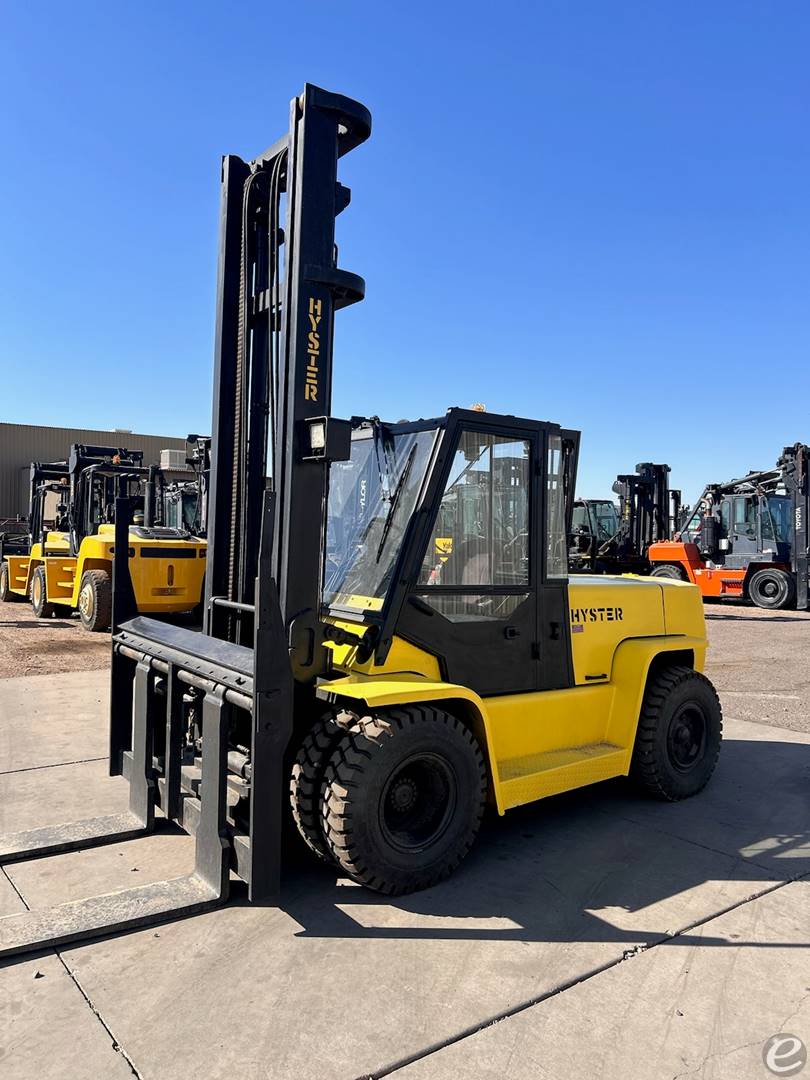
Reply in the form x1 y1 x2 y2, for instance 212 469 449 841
0 85 722 958
0 444 207 631
0 459 71 601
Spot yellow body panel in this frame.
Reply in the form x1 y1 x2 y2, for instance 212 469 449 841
6 533 70 597
320 577 707 815
5 555 31 596
44 557 76 600
7 528 207 615
72 529 207 613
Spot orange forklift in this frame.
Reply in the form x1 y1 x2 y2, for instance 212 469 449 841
569 462 679 575
648 443 809 610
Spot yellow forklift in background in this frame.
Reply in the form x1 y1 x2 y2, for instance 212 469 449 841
0 459 71 602
0 444 207 631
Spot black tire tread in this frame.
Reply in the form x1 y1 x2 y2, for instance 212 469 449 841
289 710 361 862
649 563 687 581
630 665 722 801
0 561 19 603
79 569 112 631
30 564 58 619
320 704 487 895
748 567 795 610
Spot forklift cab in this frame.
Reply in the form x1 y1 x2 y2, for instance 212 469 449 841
323 409 578 695
70 465 145 553
683 492 793 567
163 486 200 533
569 499 620 555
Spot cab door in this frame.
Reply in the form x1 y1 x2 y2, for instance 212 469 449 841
397 418 574 696
730 495 760 562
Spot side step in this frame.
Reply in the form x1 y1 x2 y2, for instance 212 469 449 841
498 741 629 810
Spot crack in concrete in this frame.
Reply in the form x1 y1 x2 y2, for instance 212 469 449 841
671 1036 763 1079
1 864 27 908
778 988 810 1032
0 755 107 777
55 954 144 1080
363 873 809 1080
1 865 143 1079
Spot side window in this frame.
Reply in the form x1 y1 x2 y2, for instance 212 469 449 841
546 435 568 579
420 432 530 588
760 496 774 541
733 497 756 539
720 499 731 535
570 505 589 532
681 505 703 541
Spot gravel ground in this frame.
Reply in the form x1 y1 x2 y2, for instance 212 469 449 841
703 601 810 734
1 595 808 736
0 598 110 678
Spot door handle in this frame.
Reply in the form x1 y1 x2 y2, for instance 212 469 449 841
549 621 561 640
503 625 521 640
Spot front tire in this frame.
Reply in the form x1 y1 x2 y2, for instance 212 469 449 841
78 569 112 631
290 711 359 863
631 665 722 800
748 568 795 610
30 565 58 618
320 705 487 895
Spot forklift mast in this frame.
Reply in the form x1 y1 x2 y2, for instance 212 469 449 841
206 85 370 674
775 443 808 609
612 462 679 557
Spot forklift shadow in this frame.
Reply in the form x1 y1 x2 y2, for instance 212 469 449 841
277 735 810 949
0 618 75 629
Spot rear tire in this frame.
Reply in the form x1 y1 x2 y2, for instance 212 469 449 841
649 563 687 581
30 565 57 619
320 705 487 895
631 665 722 800
748 568 795 610
78 569 112 631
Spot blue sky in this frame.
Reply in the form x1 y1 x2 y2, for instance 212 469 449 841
1 2 808 505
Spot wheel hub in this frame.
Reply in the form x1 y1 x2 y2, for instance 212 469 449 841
388 777 418 813
667 705 706 772
379 753 457 853
79 585 93 618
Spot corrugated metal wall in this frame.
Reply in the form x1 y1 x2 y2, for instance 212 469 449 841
0 423 190 518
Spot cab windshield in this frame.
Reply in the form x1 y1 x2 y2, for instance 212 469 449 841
590 500 618 541
324 426 436 612
165 489 199 533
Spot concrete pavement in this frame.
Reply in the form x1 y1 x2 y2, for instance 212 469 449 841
1 668 808 1079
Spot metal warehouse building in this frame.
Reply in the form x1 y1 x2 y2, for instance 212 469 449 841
0 423 188 520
